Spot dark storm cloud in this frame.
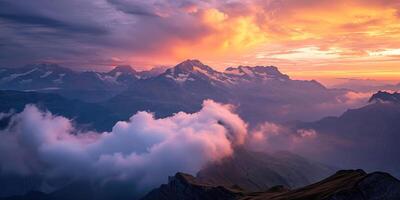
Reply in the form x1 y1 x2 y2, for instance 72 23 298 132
0 0 110 67
0 0 217 68
107 0 161 17
0 1 107 35
0 13 107 35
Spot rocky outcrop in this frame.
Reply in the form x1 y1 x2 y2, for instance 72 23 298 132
327 171 400 200
141 173 243 200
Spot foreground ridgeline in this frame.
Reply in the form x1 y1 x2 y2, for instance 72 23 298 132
142 170 400 200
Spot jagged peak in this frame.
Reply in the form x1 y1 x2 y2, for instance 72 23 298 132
178 59 205 66
161 59 221 84
109 65 137 74
224 65 290 81
226 65 281 74
172 59 214 73
227 65 278 70
369 91 400 103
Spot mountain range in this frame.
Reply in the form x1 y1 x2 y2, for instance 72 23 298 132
0 60 398 199
0 63 154 102
106 59 345 123
0 61 396 173
0 60 356 129
0 60 351 128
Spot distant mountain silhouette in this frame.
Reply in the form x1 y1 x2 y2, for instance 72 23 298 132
369 91 400 103
294 91 400 176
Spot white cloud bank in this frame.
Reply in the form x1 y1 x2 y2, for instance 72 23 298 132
0 100 247 193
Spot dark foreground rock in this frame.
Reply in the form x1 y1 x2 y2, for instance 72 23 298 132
141 173 244 200
141 170 400 200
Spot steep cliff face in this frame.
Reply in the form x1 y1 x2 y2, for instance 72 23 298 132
141 170 400 200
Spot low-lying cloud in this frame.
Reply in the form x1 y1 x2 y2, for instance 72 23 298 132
308 91 370 118
247 122 319 153
0 100 247 195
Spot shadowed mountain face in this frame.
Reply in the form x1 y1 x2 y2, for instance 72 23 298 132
369 91 400 103
196 148 335 191
0 64 168 103
292 92 400 176
0 63 141 102
141 170 400 200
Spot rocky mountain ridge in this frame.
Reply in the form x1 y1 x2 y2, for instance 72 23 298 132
141 169 400 200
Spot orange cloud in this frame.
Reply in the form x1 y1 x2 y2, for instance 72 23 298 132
121 0 400 82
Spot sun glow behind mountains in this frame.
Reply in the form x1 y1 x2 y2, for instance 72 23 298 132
1 0 400 82
119 0 400 82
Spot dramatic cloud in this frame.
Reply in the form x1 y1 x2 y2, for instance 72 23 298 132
0 0 399 82
0 100 247 194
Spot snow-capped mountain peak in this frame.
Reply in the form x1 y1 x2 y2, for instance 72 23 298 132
159 60 293 85
108 65 137 75
98 65 140 84
170 59 215 74
224 65 290 82
163 59 227 84
176 59 209 69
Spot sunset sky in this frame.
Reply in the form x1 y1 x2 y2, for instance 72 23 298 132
1 0 400 83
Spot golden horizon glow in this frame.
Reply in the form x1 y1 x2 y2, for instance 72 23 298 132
118 0 400 83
